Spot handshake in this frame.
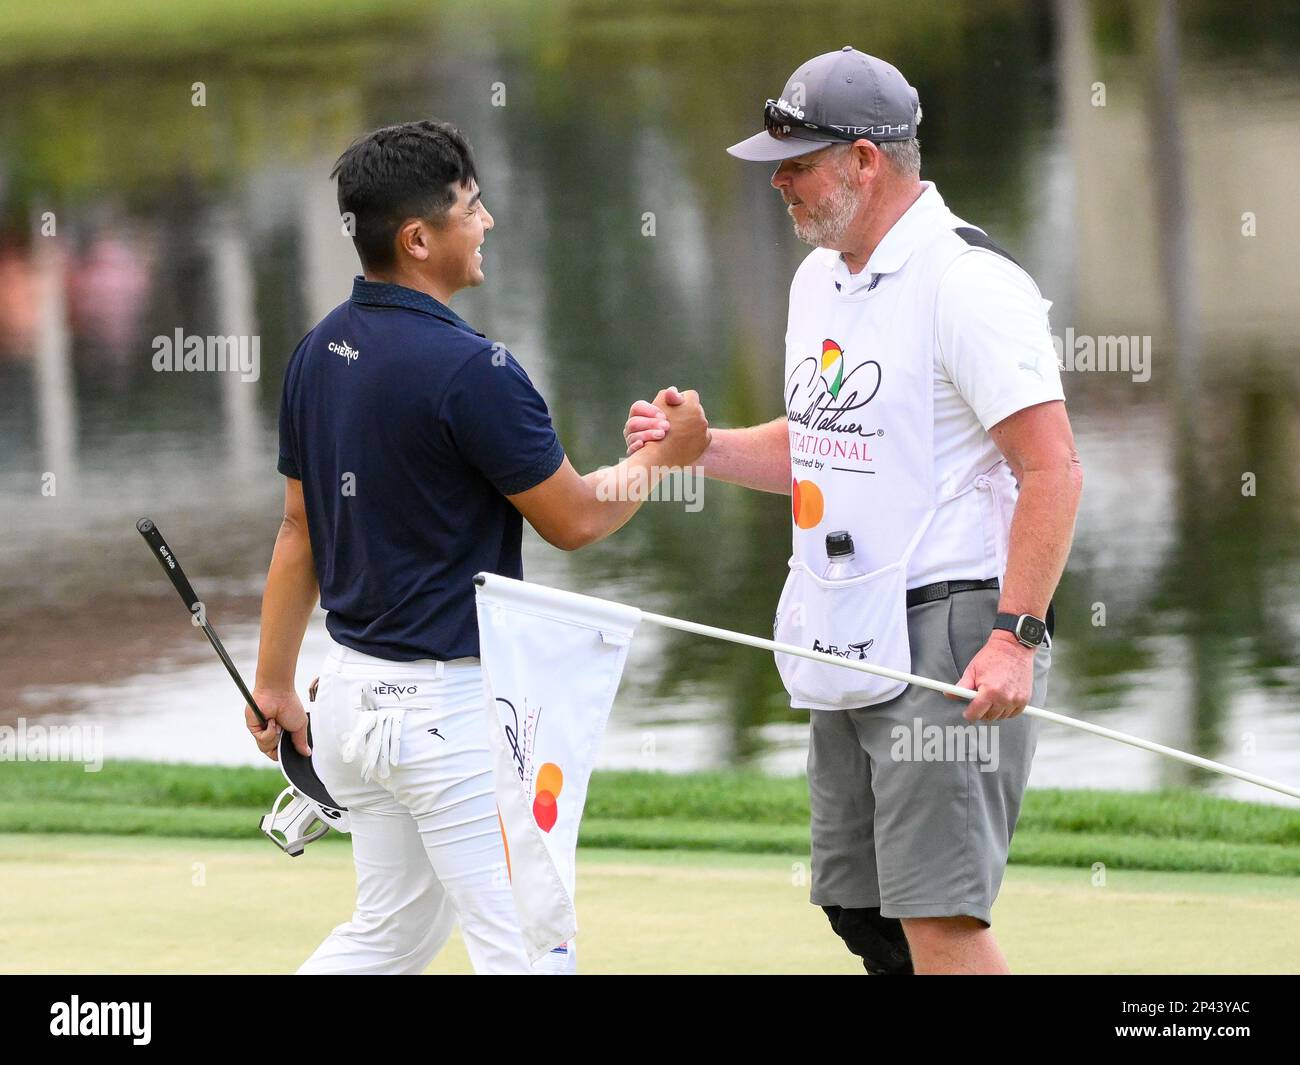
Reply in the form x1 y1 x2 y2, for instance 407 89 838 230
622 387 710 467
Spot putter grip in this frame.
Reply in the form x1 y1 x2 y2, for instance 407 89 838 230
136 517 202 613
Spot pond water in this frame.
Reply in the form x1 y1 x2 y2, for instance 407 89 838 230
2 0 1298 804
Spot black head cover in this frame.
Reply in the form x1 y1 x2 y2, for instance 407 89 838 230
278 717 347 815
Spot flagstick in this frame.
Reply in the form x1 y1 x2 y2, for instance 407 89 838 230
640 609 1300 803
474 573 1300 803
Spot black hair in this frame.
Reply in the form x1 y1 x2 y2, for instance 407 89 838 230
330 120 478 272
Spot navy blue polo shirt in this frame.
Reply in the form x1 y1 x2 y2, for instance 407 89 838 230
278 277 565 661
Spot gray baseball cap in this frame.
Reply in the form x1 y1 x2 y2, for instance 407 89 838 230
727 46 921 162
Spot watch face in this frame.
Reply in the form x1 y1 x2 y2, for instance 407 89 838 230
1018 616 1046 645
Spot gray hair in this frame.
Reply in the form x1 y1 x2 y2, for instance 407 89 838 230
826 138 921 179
876 137 921 178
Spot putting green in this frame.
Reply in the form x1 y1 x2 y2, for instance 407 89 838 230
1 834 1297 974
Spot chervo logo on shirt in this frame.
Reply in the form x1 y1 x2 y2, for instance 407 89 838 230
328 340 359 364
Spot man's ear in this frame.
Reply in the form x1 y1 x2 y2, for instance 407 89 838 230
851 140 880 185
397 218 431 262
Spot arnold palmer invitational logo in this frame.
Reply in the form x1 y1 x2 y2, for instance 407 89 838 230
786 337 882 450
787 338 883 530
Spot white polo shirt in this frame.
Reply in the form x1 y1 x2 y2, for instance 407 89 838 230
786 181 1065 587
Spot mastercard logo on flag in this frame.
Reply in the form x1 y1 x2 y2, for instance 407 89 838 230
821 339 844 400
532 762 564 832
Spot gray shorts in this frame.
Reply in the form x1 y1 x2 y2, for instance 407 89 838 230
807 587 1049 926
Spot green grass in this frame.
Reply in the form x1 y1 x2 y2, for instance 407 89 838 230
4 834 1299 974
2 760 1298 875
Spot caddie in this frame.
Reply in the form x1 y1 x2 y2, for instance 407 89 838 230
624 48 1083 974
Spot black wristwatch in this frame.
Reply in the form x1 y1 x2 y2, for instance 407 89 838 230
993 612 1048 649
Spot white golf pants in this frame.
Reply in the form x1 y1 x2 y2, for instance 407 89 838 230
297 639 573 975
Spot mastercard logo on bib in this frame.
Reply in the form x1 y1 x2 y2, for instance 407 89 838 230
792 478 825 529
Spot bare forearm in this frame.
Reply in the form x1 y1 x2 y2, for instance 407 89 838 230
999 460 1083 619
254 519 319 689
574 447 691 545
700 418 791 493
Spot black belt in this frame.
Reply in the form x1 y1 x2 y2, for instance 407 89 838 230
905 578 1000 608
906 578 1056 637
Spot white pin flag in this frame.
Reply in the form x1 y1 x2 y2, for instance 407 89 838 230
473 572 642 962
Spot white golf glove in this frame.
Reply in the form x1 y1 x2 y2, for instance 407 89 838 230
341 684 404 783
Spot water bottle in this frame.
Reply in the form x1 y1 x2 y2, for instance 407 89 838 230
821 530 865 580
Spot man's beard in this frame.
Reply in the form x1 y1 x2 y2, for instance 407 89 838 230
789 170 859 248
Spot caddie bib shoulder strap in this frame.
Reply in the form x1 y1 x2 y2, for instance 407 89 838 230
953 226 1022 268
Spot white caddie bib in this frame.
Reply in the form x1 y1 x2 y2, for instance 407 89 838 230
773 223 1000 711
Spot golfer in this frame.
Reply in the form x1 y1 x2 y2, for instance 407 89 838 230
625 49 1082 974
246 120 708 974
